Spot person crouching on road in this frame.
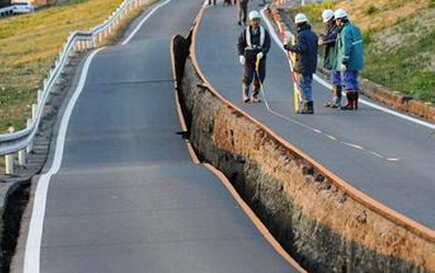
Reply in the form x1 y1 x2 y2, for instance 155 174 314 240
333 9 364 110
237 10 271 103
284 14 318 114
319 9 342 108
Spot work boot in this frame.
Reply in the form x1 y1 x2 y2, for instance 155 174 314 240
242 84 250 103
324 86 342 108
252 83 261 103
298 101 314 114
252 96 261 103
341 92 355 110
354 92 359 110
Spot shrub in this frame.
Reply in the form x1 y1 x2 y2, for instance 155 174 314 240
364 4 379 16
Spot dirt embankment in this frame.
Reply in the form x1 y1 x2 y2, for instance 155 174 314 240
173 31 435 272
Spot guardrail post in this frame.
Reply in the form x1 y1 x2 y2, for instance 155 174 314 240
18 149 26 167
37 89 43 105
32 104 38 121
26 119 33 153
5 127 15 175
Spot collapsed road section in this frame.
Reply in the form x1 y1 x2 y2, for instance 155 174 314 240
172 9 435 273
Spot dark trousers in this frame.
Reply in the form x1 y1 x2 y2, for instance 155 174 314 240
243 55 266 92
238 1 248 25
333 70 360 92
208 0 216 5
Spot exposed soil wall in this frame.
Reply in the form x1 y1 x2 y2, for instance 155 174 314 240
175 45 435 271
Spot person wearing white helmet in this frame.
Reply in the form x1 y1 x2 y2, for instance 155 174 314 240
319 9 342 108
237 0 251 26
333 8 364 110
237 10 271 103
283 13 318 114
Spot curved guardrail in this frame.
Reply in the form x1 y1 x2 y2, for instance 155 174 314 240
1 0 151 173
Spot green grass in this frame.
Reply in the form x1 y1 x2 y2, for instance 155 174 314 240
0 0 125 132
285 1 435 104
363 29 435 103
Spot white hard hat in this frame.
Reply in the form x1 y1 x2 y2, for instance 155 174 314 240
294 13 308 24
322 9 334 23
249 10 261 21
334 8 347 19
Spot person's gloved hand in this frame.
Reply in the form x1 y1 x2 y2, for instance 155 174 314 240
318 36 324 46
340 63 347 72
239 55 245 65
257 52 264 60
283 44 290 50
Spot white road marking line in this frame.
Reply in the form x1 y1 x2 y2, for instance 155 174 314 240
122 0 174 45
325 134 338 141
260 9 435 131
23 48 104 273
386 157 402 162
342 141 365 151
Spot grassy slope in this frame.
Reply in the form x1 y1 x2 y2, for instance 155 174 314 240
0 0 123 132
286 0 435 104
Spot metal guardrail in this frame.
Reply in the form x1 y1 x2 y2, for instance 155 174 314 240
1 0 151 174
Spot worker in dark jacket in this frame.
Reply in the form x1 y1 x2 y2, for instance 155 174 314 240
333 8 364 110
319 9 342 108
237 10 271 103
284 13 318 114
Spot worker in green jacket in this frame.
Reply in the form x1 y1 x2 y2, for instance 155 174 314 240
333 9 364 110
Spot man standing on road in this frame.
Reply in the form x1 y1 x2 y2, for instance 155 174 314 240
319 9 342 108
284 13 318 114
237 10 271 103
333 8 364 110
237 0 250 26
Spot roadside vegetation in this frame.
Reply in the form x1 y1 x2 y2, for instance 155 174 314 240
285 0 435 104
0 0 124 132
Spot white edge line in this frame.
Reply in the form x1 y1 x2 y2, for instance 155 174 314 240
23 48 104 273
260 9 435 130
121 0 174 45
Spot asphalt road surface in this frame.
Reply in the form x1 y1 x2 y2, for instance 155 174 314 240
195 1 435 229
22 0 300 272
